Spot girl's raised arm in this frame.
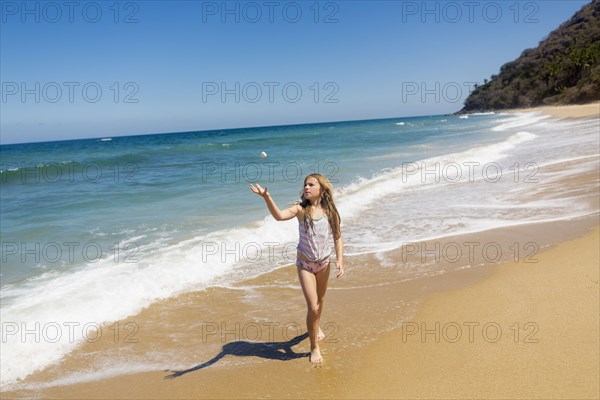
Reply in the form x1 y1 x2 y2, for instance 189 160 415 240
249 183 300 221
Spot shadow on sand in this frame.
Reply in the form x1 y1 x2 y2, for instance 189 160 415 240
164 332 309 379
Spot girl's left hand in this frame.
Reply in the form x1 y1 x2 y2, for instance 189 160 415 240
335 262 344 279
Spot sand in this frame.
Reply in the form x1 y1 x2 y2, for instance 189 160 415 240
505 102 600 119
342 225 600 399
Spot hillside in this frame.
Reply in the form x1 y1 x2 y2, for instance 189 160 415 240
459 0 600 112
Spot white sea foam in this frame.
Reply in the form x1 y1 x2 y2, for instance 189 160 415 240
491 112 550 132
0 214 300 388
336 130 538 218
9 360 171 391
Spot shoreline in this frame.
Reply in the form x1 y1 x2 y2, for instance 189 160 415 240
4 217 598 399
2 102 599 399
499 102 599 119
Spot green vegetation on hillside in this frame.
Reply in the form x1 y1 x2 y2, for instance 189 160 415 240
460 0 600 112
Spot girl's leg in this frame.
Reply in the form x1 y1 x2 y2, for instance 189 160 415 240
297 263 331 363
314 263 331 341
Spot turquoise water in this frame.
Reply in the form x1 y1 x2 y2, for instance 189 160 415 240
1 112 599 387
0 115 498 284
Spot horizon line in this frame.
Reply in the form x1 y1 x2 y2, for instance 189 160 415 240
0 110 457 147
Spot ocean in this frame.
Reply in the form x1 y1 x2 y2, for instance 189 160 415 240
1 111 599 388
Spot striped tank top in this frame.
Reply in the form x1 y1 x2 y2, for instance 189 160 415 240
297 215 333 261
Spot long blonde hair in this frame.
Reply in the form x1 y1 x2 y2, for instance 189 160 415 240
298 174 342 241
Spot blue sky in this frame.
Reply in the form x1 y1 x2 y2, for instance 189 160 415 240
0 0 590 144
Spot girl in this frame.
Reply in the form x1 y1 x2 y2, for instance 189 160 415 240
249 174 344 364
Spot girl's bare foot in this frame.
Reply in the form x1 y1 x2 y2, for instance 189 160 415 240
317 326 325 342
309 347 323 364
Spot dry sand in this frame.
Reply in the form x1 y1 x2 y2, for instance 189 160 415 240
506 102 599 118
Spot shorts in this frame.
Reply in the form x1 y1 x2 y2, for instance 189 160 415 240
296 257 330 274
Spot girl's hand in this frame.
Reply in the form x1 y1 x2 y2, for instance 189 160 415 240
335 262 344 279
249 183 269 198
